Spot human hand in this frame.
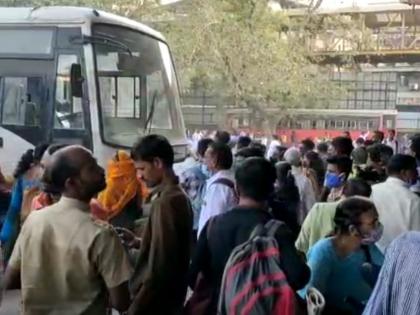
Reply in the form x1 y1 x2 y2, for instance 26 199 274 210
115 227 141 249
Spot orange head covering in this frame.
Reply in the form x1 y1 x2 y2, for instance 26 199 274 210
97 151 145 221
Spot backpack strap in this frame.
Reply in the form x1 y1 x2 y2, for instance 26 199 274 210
212 177 235 190
249 219 285 240
265 219 286 238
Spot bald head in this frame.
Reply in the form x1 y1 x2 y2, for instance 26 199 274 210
43 146 105 202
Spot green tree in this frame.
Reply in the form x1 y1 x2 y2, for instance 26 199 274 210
158 0 342 130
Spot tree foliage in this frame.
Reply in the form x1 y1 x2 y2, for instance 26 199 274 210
158 0 343 128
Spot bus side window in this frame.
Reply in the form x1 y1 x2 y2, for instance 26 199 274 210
54 54 84 129
0 77 42 126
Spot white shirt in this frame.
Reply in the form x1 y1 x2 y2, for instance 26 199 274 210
198 170 237 236
384 138 398 154
266 139 281 159
291 166 317 224
371 177 420 253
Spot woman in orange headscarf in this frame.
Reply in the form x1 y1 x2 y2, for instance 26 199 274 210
91 150 147 229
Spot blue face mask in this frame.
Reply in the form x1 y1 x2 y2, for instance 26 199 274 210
325 172 344 189
201 163 212 179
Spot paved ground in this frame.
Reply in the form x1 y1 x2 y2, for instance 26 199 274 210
0 291 119 314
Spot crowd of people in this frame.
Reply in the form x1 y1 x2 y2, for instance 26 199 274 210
0 128 419 314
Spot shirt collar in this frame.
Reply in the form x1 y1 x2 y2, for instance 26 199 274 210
147 175 179 201
59 196 91 212
386 176 408 187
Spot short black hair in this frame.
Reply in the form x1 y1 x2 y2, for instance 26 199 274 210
332 136 354 157
14 143 49 178
197 138 214 158
373 130 385 142
251 142 267 155
388 129 396 135
235 147 265 159
356 137 365 145
334 197 376 234
327 155 353 177
343 178 372 198
367 144 394 164
387 154 417 175
209 142 233 170
131 134 174 167
317 142 328 154
215 130 231 145
236 157 276 202
237 136 252 150
301 138 315 152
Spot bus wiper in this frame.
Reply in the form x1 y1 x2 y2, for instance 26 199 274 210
80 35 133 56
144 91 158 133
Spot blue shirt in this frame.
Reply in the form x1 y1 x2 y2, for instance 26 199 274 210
179 164 208 230
300 237 384 313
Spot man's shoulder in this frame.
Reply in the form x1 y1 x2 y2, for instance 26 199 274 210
209 172 235 189
158 185 191 207
310 202 337 216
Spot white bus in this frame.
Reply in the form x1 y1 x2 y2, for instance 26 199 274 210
0 6 188 175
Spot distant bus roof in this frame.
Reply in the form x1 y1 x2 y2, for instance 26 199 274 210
0 6 166 41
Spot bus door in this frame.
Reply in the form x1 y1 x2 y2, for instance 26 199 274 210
0 60 53 173
51 28 92 149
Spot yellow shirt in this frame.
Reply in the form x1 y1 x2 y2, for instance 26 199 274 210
9 197 133 315
295 201 340 254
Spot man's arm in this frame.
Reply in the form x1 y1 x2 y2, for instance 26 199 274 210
108 282 130 313
92 226 133 313
295 204 318 254
275 225 310 291
5 221 24 290
129 194 192 314
4 265 20 290
188 221 211 288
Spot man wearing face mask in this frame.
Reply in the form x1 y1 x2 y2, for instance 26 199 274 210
371 154 420 253
325 156 353 202
197 142 238 236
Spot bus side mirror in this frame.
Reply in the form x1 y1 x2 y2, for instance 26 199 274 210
70 63 83 98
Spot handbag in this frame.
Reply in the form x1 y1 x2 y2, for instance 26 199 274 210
306 287 325 315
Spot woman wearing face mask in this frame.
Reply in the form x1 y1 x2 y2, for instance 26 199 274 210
299 197 384 315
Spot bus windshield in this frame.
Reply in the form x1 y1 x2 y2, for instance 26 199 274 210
93 24 184 147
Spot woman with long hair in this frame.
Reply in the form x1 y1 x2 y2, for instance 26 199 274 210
270 161 301 240
0 143 49 263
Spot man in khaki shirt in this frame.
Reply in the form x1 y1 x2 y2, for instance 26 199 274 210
4 146 133 315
